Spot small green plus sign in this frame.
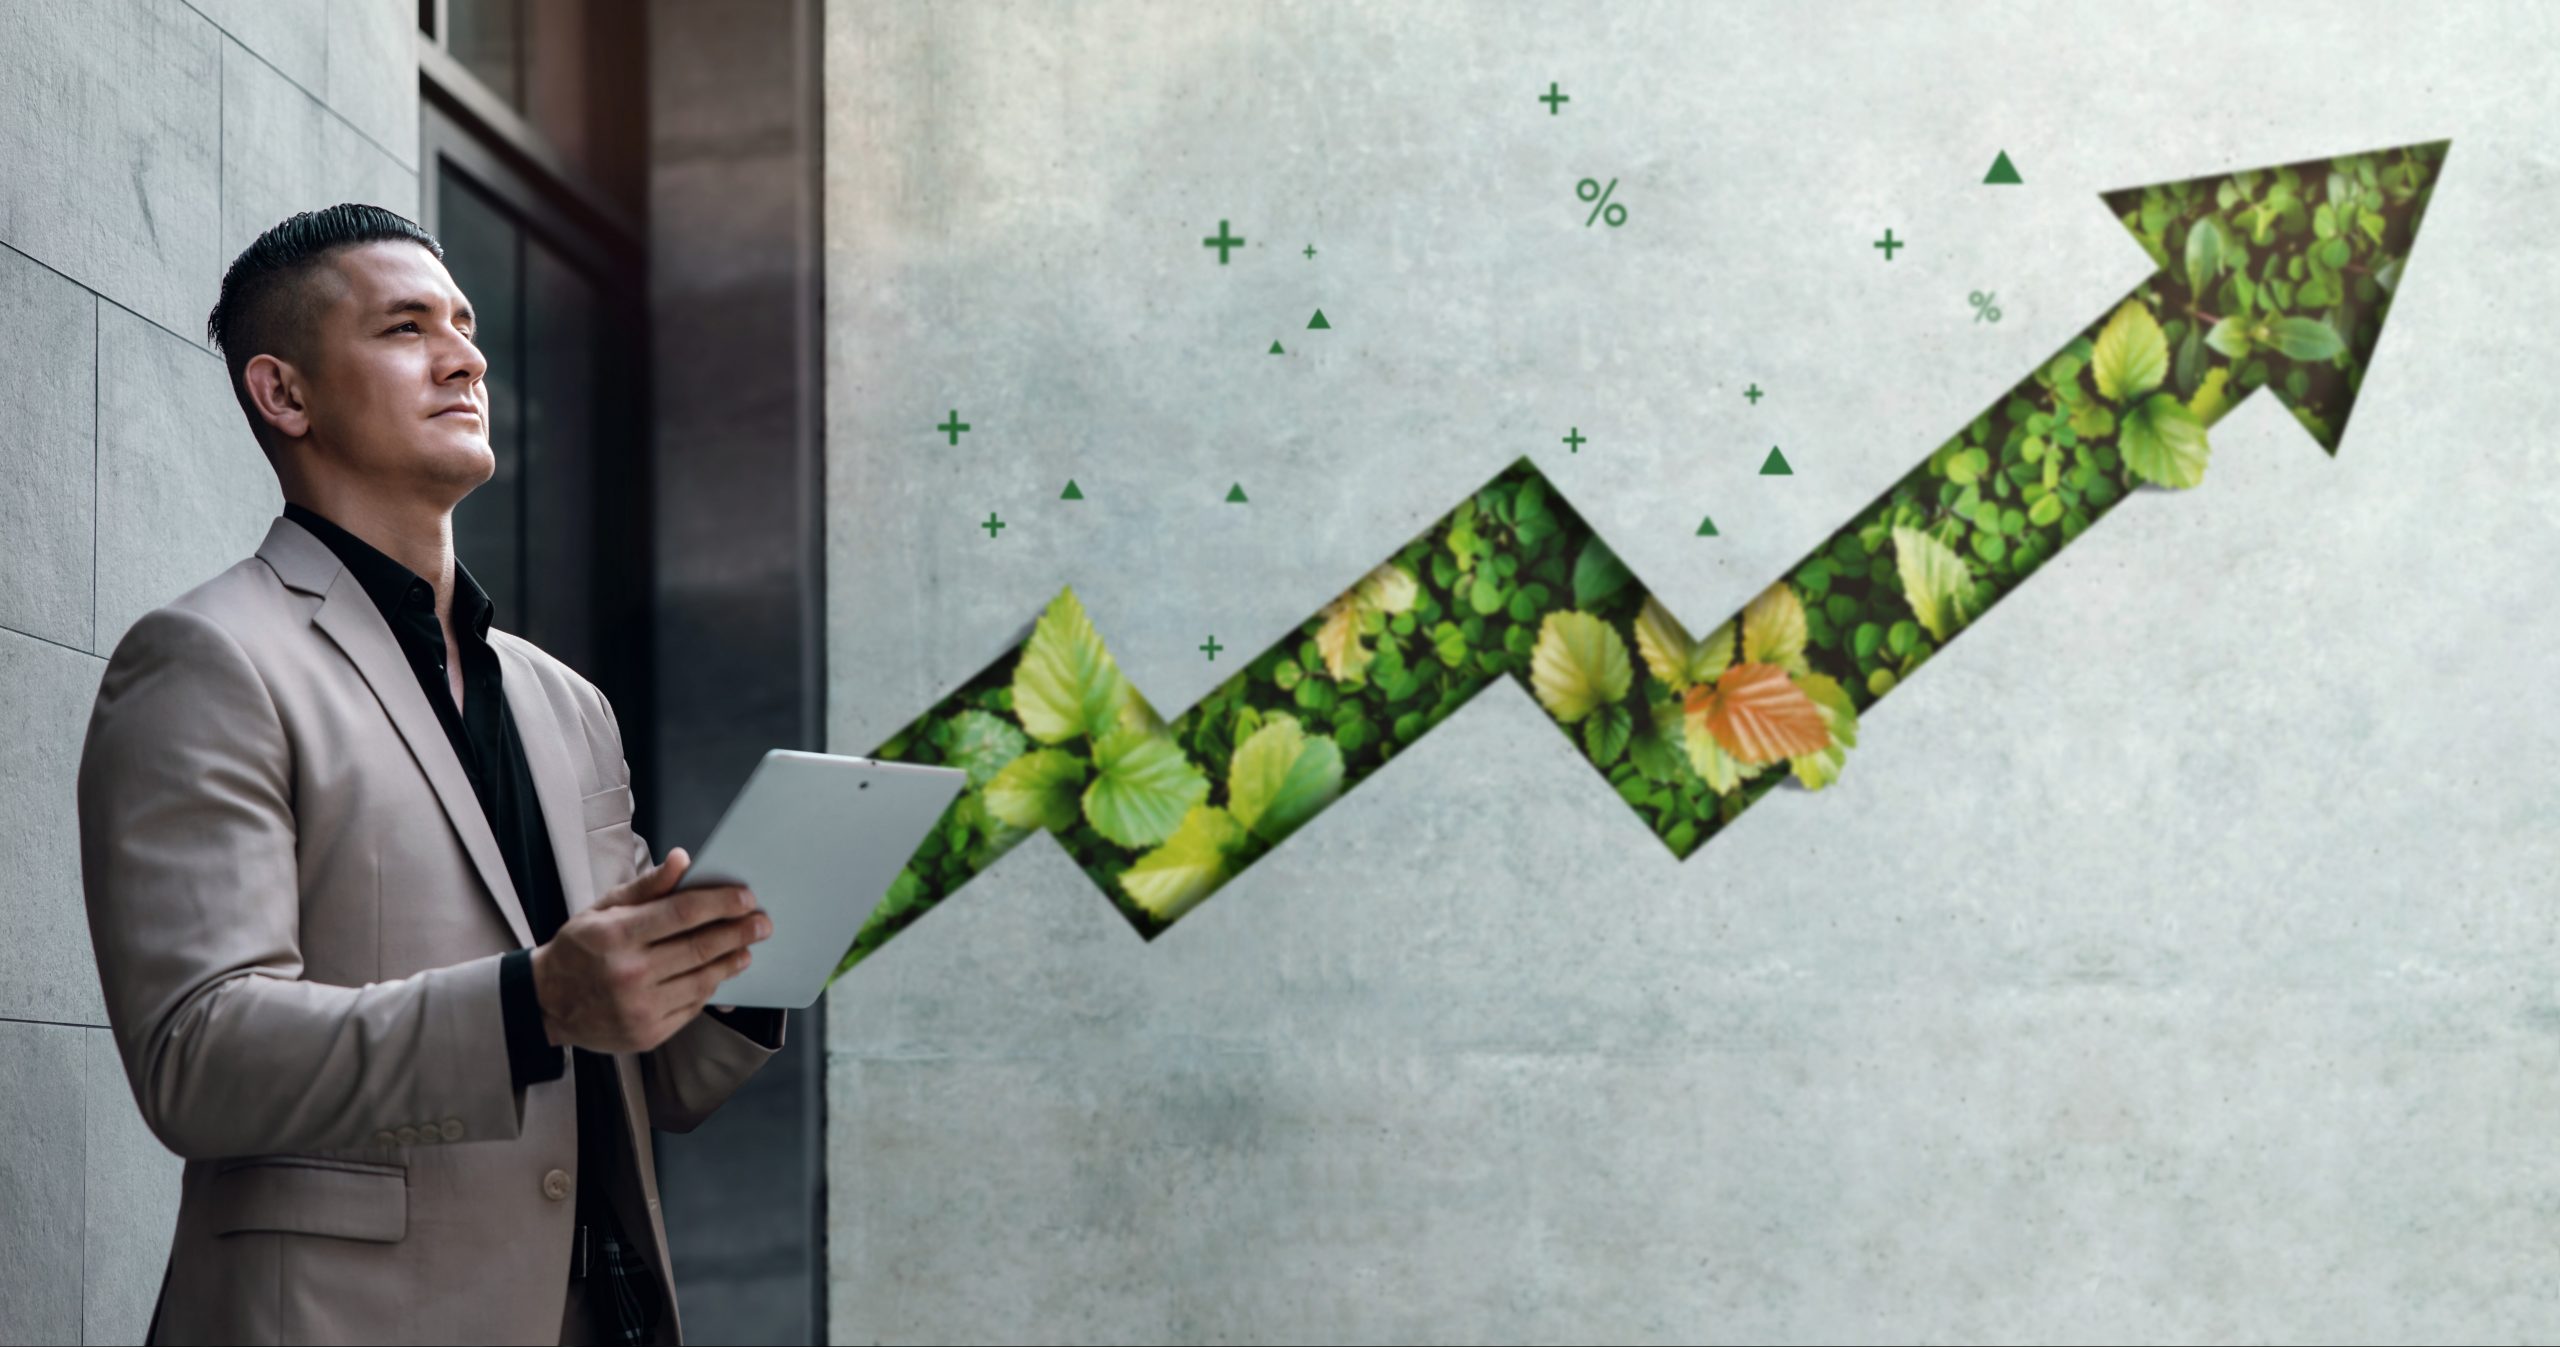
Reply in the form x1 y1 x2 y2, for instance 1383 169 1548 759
1540 81 1569 114
1562 426 1586 454
1203 219 1245 264
1200 635 1225 661
1744 384 1763 404
937 409 970 445
1873 228 1904 260
980 511 1005 539
1303 243 1316 259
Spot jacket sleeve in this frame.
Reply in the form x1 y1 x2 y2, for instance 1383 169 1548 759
588 684 786 1133
77 606 527 1161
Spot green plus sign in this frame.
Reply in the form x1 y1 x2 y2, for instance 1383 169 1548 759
1539 81 1569 114
1203 219 1244 264
1303 243 1316 259
937 409 970 445
1744 383 1763 404
1200 635 1224 661
1873 228 1904 260
1562 426 1586 454
980 511 1005 539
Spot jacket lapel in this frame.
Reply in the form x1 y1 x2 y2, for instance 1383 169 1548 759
492 639 601 918
260 516 535 950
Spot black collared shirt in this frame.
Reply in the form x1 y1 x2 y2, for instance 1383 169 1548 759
282 501 664 1337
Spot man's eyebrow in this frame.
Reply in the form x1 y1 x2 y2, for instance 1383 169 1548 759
382 296 475 325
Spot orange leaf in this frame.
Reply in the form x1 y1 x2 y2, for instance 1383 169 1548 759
1685 663 1830 765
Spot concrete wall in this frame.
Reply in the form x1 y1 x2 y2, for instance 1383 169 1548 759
0 0 417 1340
821 1 2560 1339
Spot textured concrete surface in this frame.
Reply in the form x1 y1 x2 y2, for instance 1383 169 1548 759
0 628 113 1028
825 0 2560 1338
0 244 99 652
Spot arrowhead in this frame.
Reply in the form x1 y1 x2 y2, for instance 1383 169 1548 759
1985 150 2022 185
2100 139 2448 454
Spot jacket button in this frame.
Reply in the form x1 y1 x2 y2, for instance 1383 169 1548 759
542 1168 571 1201
395 1126 420 1146
440 1117 465 1141
373 1129 398 1148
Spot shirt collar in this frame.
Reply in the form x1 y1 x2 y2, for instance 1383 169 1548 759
282 501 494 641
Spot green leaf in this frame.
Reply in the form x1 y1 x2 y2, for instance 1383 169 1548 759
1892 523 1974 642
984 748 1088 833
2091 298 2169 403
1946 446 1990 486
1118 804 1248 922
1012 587 1127 745
1787 673 1859 791
1225 712 1344 845
2185 216 2224 296
942 709 1028 790
1083 727 1209 849
2267 316 2345 362
2028 493 2064 527
2119 392 2211 489
2203 315 2252 360
1530 610 1634 724
1571 536 1635 609
1583 701 1633 767
1627 700 1680 783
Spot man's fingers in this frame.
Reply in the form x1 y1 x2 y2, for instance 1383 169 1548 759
646 912 763 984
624 882 755 946
599 846 689 908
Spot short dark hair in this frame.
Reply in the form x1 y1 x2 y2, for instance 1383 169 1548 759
206 203 444 457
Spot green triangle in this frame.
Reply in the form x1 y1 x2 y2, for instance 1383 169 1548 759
1226 482 1248 503
1307 308 1330 330
1061 479 1084 500
1696 515 1720 537
1985 150 2022 185
1759 445 1793 475
1269 340 1285 354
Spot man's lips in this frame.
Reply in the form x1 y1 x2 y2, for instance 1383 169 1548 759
432 406 482 420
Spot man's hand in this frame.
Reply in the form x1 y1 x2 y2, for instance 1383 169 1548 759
530 846 773 1054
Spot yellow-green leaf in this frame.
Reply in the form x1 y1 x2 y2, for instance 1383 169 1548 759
984 749 1087 832
2188 366 2235 426
1313 592 1372 681
1740 581 1810 675
1012 587 1127 744
1530 611 1633 724
1892 524 1973 642
1225 712 1344 844
1083 727 1208 849
1354 561 1419 616
1632 595 1731 693
2120 392 2211 489
1118 804 1248 922
2091 298 2169 403
1786 674 1859 791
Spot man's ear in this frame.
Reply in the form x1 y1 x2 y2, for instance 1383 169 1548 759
243 352 312 444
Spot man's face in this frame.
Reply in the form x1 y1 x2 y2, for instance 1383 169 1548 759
286 241 492 498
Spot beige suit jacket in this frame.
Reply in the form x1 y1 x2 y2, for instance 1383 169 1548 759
75 513 784 1345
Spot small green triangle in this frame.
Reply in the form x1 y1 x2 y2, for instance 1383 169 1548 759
1269 340 1285 354
1226 482 1248 503
1307 308 1330 330
1985 150 2022 185
1696 515 1720 537
1061 479 1084 500
1759 445 1793 475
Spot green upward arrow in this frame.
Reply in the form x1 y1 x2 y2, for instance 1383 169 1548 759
836 139 2448 977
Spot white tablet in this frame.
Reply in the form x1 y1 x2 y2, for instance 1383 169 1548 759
670 748 969 1009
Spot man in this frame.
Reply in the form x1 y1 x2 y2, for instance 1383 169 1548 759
76 203 783 1345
